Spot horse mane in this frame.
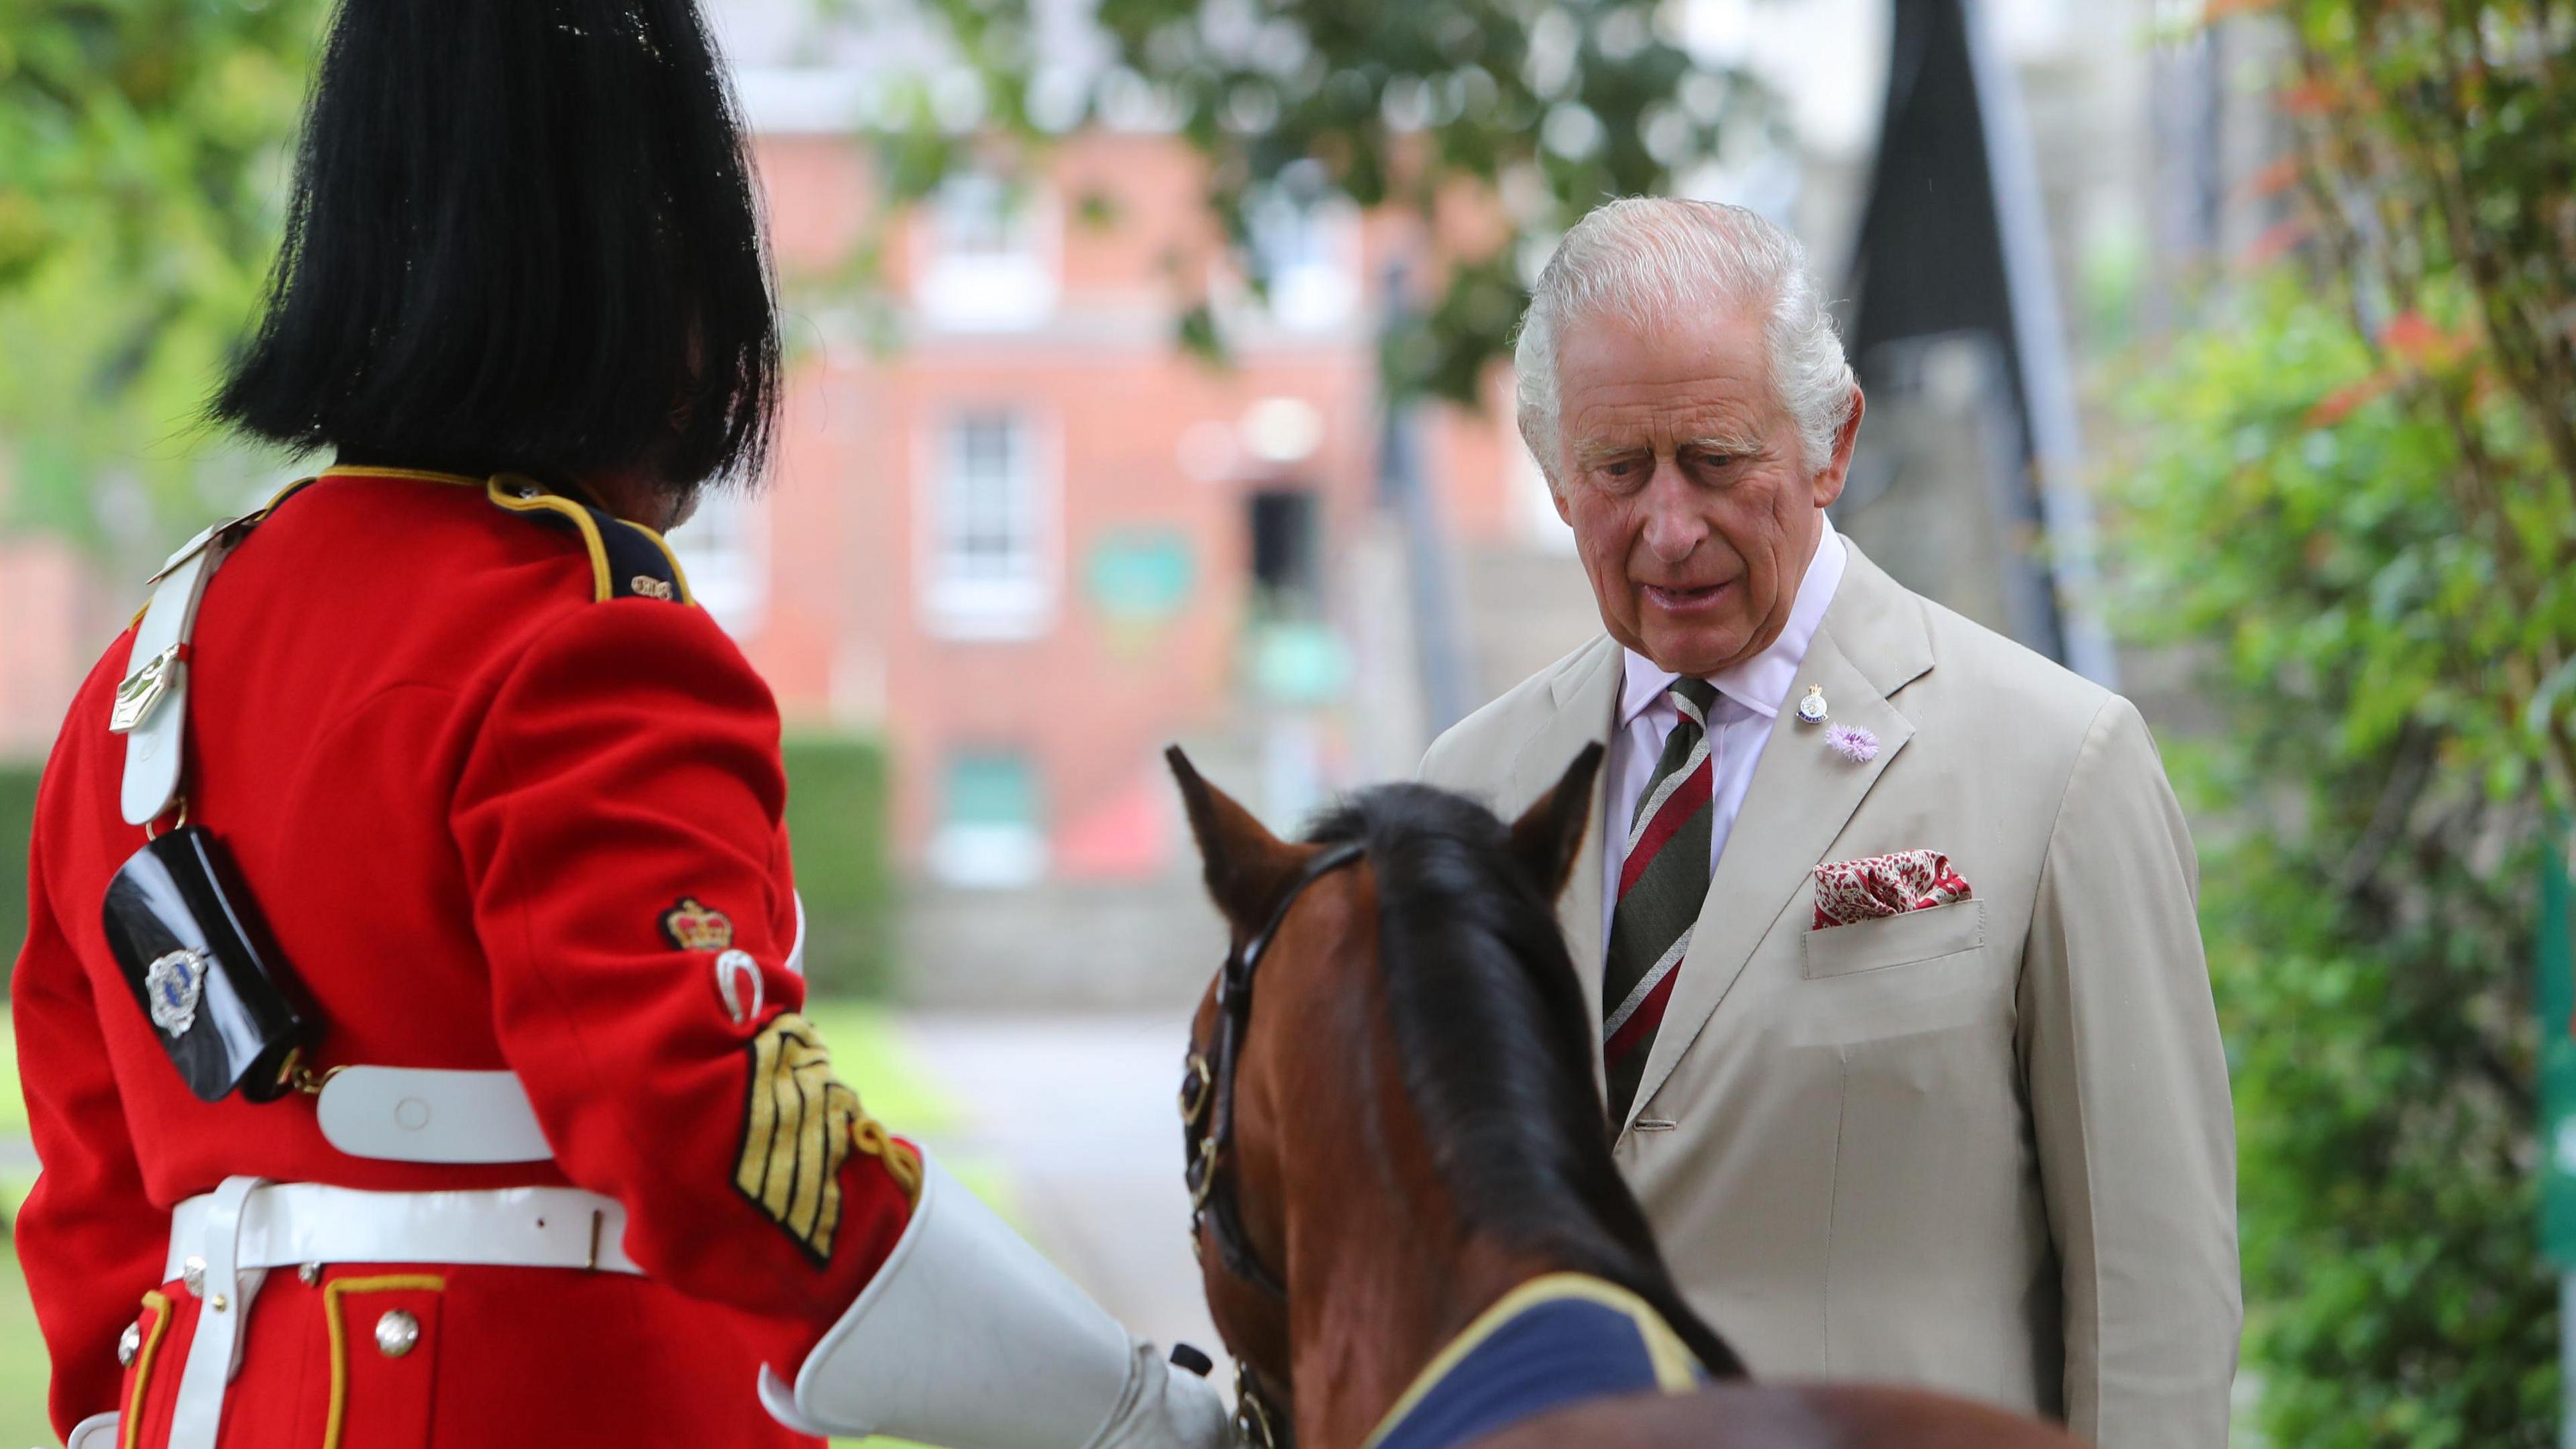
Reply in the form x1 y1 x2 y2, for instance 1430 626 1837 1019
1304 783 1745 1379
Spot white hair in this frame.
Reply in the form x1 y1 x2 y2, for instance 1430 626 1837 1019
1513 197 1857 483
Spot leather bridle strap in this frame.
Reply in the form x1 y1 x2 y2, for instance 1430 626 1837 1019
1179 841 1364 1448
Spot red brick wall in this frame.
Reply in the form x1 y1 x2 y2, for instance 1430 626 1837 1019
727 131 1532 877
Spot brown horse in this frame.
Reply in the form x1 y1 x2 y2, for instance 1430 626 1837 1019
1165 744 2084 1449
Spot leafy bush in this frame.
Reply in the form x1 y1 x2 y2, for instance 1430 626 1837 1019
0 761 34 989
2114 5 2576 1438
2115 277 2563 1446
781 733 898 999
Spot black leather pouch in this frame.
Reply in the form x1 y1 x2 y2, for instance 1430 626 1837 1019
100 826 317 1103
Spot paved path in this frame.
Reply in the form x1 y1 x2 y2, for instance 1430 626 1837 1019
896 1014 1228 1369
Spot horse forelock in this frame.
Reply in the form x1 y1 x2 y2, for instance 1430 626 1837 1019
1303 783 1742 1379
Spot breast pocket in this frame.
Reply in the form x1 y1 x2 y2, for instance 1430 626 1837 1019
1801 900 1985 979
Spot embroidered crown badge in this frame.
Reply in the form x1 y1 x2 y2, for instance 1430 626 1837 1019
660 896 735 953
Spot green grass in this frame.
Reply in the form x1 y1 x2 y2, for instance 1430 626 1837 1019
0 1001 971 1446
0 1245 52 1449
0 1025 22 1136
802 1000 958 1139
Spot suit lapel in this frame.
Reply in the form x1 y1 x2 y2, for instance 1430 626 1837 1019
1511 638 1623 1071
1619 545 1935 1134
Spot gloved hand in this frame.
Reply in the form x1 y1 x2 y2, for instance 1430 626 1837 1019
1087 1340 1238 1449
759 1152 1245 1449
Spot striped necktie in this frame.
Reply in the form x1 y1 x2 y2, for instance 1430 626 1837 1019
1602 677 1720 1126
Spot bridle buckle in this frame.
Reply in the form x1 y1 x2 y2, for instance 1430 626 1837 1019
1187 1136 1222 1214
1179 1054 1213 1127
1234 1360 1285 1449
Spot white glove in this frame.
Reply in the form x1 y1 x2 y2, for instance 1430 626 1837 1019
1090 1339 1238 1449
66 1412 121 1449
758 1152 1236 1449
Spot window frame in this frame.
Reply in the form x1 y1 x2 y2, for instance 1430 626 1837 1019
916 404 1061 641
913 172 1061 332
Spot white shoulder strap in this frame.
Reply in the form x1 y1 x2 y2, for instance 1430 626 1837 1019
113 523 239 826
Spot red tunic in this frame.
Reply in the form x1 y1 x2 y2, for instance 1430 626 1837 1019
11 467 915 1446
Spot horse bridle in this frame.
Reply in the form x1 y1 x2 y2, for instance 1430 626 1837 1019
1178 841 1364 1449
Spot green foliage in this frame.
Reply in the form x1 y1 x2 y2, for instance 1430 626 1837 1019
0 0 322 558
2271 0 2576 801
915 0 1766 404
2116 278 2564 1446
2281 0 2576 504
2117 7 2576 1434
782 733 899 998
0 760 34 990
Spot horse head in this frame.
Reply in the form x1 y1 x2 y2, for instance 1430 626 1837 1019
1163 744 1622 1445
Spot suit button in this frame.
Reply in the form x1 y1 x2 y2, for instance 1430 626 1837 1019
118 1321 142 1368
375 1309 420 1358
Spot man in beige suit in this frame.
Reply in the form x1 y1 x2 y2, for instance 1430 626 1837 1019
1421 198 2239 1446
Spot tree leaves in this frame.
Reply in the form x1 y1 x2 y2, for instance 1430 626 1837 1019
916 0 1760 405
0 0 321 557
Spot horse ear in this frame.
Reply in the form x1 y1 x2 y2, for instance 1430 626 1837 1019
1509 743 1604 902
1167 745 1306 932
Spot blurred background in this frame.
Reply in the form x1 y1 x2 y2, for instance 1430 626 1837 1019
3 0 2574 1442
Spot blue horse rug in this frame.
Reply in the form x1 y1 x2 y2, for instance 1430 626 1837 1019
1363 1273 1702 1449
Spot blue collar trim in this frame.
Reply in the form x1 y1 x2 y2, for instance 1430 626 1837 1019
1365 1275 1700 1449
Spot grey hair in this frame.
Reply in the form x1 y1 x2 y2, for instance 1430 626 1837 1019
1513 197 1857 483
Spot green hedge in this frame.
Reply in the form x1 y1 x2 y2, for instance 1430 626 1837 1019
780 733 896 999
0 762 32 989
0 735 893 1000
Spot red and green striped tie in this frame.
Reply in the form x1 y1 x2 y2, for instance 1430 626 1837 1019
1603 677 1719 1125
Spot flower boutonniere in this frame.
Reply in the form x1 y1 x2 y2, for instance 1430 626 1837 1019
1792 684 1879 764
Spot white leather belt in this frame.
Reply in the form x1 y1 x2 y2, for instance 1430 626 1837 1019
165 1179 642 1283
160 1177 643 1449
315 1067 554 1163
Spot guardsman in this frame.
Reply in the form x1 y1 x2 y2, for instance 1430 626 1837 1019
9 1 1232 1446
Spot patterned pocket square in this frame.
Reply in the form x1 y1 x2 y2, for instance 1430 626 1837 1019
1812 849 1972 930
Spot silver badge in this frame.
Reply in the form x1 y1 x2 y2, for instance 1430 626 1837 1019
714 948 764 1026
144 947 210 1037
1795 684 1829 724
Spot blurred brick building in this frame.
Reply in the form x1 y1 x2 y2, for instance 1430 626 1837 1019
683 96 1595 1002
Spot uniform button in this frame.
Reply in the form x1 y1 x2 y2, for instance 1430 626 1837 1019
299 1263 325 1286
117 1321 141 1368
376 1309 420 1358
515 484 541 500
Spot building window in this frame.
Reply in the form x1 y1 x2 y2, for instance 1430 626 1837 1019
916 172 1058 331
1247 487 1322 619
923 409 1055 639
1244 178 1358 332
667 488 768 638
929 749 1047 888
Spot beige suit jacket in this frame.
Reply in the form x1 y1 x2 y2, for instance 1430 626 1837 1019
1422 543 2240 1447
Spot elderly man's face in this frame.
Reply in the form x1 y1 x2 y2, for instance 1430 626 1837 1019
1549 304 1860 678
